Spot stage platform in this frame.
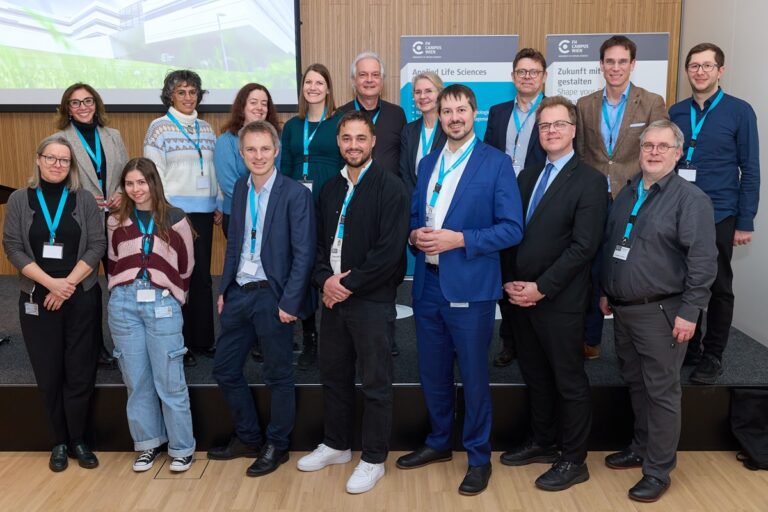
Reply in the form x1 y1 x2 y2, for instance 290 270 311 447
1 277 766 452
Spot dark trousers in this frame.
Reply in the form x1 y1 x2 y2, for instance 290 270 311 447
213 284 295 450
513 306 592 463
498 298 517 351
221 213 230 240
584 252 604 347
612 296 687 483
690 216 736 360
19 285 100 446
319 297 394 464
183 212 215 350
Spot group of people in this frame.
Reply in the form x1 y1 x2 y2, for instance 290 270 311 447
1 35 758 503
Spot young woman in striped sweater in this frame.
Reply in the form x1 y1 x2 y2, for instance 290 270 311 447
107 157 196 472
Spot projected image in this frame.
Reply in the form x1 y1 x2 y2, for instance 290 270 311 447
0 0 299 107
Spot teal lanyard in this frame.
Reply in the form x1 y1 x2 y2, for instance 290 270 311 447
302 106 327 179
73 126 103 191
601 84 631 158
420 120 438 159
165 111 203 171
511 92 543 162
686 89 724 165
354 98 380 125
622 180 649 241
249 183 261 255
135 212 154 279
337 162 372 239
428 138 477 208
35 187 69 244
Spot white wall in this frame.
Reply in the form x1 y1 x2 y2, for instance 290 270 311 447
678 0 768 344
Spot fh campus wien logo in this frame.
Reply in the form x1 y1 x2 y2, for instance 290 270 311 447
412 40 442 57
558 39 588 55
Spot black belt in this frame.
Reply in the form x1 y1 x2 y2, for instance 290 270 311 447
608 293 681 307
240 280 270 290
426 263 439 273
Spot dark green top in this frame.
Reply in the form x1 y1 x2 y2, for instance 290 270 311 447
280 110 344 203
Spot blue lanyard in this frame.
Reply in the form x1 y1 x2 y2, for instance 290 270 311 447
601 84 631 158
165 111 203 171
337 162 372 239
35 187 69 244
248 182 262 255
134 212 154 255
302 106 327 179
420 120 438 159
686 89 724 165
511 92 543 162
354 98 380 125
428 138 477 208
73 126 103 190
622 180 649 240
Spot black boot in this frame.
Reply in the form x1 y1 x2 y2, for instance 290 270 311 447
297 331 317 371
98 344 117 369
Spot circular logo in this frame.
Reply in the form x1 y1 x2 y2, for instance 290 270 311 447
558 40 571 54
412 41 424 56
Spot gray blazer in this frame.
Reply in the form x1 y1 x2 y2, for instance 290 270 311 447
2 187 106 293
55 124 129 199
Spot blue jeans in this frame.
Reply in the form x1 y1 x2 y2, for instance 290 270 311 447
213 284 295 450
108 281 196 457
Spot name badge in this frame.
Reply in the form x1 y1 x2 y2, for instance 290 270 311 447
25 302 39 316
137 288 156 302
196 175 211 189
155 306 173 318
613 245 630 261
425 206 435 228
679 168 697 182
42 243 63 259
242 259 259 276
300 179 313 192
450 302 469 308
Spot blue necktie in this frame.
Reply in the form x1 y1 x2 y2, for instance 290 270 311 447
527 163 554 224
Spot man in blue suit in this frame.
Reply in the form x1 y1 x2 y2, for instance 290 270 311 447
208 121 315 477
396 84 524 496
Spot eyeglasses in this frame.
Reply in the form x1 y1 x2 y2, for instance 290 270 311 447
514 69 543 78
68 97 95 108
174 89 199 98
640 142 679 154
538 120 574 132
39 154 72 167
687 63 719 73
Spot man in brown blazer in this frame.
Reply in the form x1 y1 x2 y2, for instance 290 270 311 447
575 35 668 360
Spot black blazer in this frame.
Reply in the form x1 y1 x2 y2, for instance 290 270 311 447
484 99 547 171
399 117 447 195
501 155 608 313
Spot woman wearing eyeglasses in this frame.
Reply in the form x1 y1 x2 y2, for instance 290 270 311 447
3 135 106 472
107 157 196 473
54 83 129 369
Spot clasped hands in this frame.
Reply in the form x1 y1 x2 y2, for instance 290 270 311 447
323 270 352 309
504 281 545 308
44 277 77 311
410 227 464 256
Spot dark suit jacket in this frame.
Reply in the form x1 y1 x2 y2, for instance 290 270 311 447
338 99 406 175
220 172 316 318
399 117 447 195
484 99 547 171
501 155 608 313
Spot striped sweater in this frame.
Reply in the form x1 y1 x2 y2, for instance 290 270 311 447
143 107 219 213
107 207 195 304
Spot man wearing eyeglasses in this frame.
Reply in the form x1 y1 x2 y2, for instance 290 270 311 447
499 96 607 491
575 35 668 360
669 43 760 385
485 47 549 368
600 120 716 502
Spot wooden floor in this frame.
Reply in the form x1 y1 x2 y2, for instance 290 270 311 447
1 451 766 511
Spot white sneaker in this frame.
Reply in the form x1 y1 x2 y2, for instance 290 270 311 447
346 461 385 494
169 455 193 472
297 443 352 472
133 447 161 472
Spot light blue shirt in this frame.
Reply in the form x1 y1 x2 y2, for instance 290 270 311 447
505 99 536 172
526 150 574 220
600 82 631 153
235 169 276 285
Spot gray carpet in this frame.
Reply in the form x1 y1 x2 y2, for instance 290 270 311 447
1 276 766 386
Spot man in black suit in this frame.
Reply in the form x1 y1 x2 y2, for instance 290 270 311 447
499 96 607 491
484 48 548 368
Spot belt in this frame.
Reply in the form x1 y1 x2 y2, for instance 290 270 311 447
426 263 439 273
607 293 681 307
240 280 270 290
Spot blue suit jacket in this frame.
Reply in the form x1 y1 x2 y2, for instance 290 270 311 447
410 140 524 302
220 171 317 318
484 99 547 170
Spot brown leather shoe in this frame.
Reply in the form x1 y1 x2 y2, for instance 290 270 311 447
583 343 601 360
493 348 516 367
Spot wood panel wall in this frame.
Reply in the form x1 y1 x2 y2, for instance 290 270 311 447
0 0 681 275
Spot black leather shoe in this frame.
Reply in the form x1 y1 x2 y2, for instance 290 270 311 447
535 460 589 491
683 346 702 366
500 439 559 466
629 475 670 502
396 445 452 469
69 443 99 469
49 444 68 472
458 463 492 495
297 332 317 371
690 354 723 384
207 435 261 460
246 443 289 477
391 340 400 357
183 351 197 367
250 345 264 363
493 347 516 367
197 346 216 358
98 345 117 369
605 449 644 469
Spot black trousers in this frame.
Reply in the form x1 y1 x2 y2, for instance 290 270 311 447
690 216 736 360
319 297 394 464
498 297 517 351
513 305 592 463
183 212 215 350
19 284 100 446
